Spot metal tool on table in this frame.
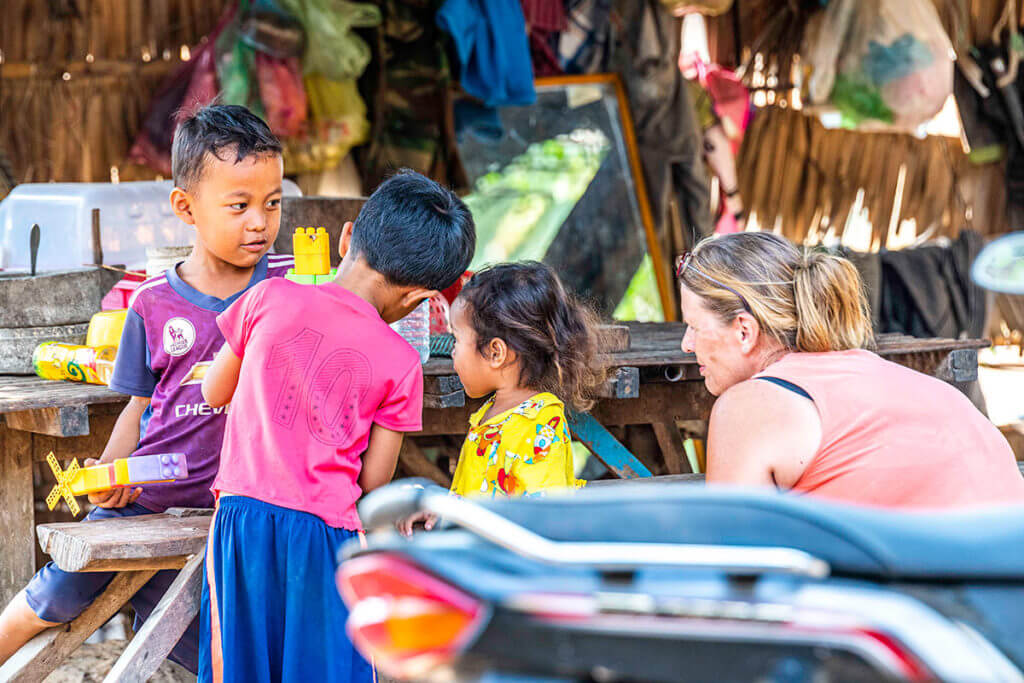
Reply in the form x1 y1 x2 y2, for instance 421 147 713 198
29 223 40 276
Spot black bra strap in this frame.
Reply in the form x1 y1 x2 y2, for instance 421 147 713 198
757 376 812 401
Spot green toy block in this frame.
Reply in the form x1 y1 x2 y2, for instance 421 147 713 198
285 269 337 286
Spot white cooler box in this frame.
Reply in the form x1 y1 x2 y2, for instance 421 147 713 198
0 179 301 273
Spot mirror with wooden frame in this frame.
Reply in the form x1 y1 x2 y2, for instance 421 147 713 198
455 73 674 321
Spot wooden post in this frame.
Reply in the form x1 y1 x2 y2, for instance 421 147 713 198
652 420 692 475
398 440 452 488
0 425 35 607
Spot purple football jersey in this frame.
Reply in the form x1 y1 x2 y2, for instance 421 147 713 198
109 254 294 511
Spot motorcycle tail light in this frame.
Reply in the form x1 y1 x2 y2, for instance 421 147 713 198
786 623 933 682
338 553 486 678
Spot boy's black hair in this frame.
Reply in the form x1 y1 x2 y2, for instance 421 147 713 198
351 170 476 292
171 104 282 192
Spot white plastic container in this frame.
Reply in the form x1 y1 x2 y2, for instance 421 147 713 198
0 179 301 273
146 246 194 277
390 299 431 364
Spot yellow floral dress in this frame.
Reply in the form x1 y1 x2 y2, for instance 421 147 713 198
450 392 585 498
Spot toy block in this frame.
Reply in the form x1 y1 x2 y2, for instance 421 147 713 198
46 452 188 516
313 272 336 285
285 268 337 286
285 272 319 285
292 226 331 276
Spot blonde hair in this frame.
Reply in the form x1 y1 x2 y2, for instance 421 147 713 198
679 232 873 352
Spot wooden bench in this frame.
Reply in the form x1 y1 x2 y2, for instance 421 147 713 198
0 508 211 683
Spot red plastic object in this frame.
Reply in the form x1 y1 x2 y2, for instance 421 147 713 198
101 272 146 311
428 295 450 336
441 271 473 306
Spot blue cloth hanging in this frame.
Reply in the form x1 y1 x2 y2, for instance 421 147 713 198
436 0 536 107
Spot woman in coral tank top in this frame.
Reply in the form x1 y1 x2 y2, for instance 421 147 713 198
677 232 1024 509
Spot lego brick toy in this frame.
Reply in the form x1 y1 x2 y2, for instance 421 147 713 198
45 452 188 516
286 227 337 285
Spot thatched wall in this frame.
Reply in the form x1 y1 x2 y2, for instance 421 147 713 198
738 105 1007 245
703 0 1019 244
0 0 231 185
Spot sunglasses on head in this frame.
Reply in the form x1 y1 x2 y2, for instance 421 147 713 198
675 252 752 315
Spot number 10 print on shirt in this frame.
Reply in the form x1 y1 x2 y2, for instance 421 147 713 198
266 328 372 445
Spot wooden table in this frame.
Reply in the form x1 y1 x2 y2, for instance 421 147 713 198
0 379 125 606
0 323 988 606
407 324 988 484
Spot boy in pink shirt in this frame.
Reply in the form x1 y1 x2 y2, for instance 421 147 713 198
198 171 475 683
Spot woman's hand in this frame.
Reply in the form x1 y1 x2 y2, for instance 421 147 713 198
397 511 438 537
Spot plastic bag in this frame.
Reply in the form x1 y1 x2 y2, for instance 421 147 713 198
256 53 308 137
240 0 306 58
803 0 953 131
692 58 750 152
276 0 381 81
128 8 234 175
282 75 369 174
216 18 261 114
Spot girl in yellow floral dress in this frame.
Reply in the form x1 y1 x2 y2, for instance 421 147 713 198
399 262 607 535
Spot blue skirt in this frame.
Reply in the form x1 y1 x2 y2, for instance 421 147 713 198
199 495 373 683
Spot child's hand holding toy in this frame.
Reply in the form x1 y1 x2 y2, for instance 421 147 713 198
84 457 143 509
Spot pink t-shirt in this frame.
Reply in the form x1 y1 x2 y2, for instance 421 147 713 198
755 349 1024 509
214 279 423 529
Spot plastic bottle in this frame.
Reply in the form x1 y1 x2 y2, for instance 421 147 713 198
33 342 117 384
390 300 431 364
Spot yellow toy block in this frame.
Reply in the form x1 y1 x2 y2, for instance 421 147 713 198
292 226 331 276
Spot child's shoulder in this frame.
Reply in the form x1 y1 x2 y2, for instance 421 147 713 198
127 272 175 312
473 393 567 433
245 272 303 300
265 253 295 278
511 393 566 422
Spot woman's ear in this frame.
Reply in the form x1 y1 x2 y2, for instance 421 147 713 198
735 312 761 354
170 187 196 226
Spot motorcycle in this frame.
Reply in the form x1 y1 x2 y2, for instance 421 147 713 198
338 481 1024 682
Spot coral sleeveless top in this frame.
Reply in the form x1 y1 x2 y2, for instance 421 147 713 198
753 349 1024 509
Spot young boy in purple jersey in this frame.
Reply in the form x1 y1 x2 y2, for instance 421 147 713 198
0 105 292 673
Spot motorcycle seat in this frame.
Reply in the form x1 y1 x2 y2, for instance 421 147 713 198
480 485 1024 580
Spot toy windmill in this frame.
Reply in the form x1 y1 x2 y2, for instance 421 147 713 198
45 452 82 516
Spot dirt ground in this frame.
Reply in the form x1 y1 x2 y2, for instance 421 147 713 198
44 640 194 683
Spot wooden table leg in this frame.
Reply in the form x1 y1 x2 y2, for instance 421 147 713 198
0 570 157 683
652 420 692 475
0 425 35 608
103 552 205 683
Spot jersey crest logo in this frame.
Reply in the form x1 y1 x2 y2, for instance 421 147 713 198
163 318 196 357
